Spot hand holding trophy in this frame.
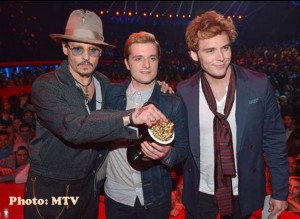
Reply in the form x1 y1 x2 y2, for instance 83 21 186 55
127 120 175 170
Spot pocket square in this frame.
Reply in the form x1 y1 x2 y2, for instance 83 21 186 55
248 98 260 104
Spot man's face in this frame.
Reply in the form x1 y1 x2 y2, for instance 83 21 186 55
63 41 101 78
12 118 22 131
125 42 158 90
289 178 300 200
15 149 28 166
0 134 9 150
190 32 232 80
288 157 297 175
283 115 294 129
23 111 34 124
20 127 31 142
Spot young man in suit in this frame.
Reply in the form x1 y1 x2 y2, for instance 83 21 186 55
177 10 288 219
103 31 189 219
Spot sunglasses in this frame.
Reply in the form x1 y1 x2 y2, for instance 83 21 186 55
66 44 102 57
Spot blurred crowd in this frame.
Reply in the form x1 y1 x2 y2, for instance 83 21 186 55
0 91 35 183
0 38 300 216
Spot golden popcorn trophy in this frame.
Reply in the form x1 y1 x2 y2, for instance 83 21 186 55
127 121 175 171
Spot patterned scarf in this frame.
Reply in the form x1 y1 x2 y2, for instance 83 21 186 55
201 68 236 217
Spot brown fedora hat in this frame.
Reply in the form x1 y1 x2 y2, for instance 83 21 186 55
50 9 115 48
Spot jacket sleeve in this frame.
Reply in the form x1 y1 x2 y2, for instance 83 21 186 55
263 80 289 200
31 76 137 145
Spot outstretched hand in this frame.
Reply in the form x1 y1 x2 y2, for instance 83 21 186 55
131 104 167 127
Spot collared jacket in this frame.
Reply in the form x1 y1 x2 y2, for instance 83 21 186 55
105 81 189 209
177 64 288 217
28 60 137 182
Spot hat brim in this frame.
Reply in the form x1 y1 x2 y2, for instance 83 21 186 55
49 34 116 49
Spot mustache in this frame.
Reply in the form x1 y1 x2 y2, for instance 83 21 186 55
79 60 93 66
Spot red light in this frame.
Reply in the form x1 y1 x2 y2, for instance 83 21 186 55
128 11 132 16
143 12 147 17
155 14 159 18
100 11 104 15
169 14 173 18
116 11 120 16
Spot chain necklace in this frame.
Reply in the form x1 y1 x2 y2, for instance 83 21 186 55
74 77 93 101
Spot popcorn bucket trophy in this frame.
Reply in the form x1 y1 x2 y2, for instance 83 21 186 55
127 121 175 171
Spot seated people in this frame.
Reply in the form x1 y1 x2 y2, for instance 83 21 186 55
283 114 300 157
289 156 300 176
14 123 35 145
0 143 29 182
287 176 300 212
0 131 13 160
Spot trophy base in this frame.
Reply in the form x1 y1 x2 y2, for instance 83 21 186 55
127 147 154 171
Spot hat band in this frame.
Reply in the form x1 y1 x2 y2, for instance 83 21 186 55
65 29 104 41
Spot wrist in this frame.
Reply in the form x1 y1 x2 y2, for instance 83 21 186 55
123 113 135 126
123 115 130 126
129 113 135 125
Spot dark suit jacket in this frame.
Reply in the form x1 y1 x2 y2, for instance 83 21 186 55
29 60 137 181
176 64 288 217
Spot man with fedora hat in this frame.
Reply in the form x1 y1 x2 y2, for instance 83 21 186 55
24 9 168 219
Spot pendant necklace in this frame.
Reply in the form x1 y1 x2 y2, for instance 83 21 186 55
74 77 93 101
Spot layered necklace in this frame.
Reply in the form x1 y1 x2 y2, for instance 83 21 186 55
74 76 93 102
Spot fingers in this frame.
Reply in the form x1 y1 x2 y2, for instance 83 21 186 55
268 210 280 219
0 168 14 176
141 141 171 160
268 200 288 219
132 104 167 127
168 87 175 94
159 81 175 94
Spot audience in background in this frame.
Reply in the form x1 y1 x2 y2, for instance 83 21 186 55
0 37 299 217
288 176 300 212
0 143 29 182
0 131 13 160
289 156 300 176
283 114 300 157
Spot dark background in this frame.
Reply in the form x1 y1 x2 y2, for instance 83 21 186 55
0 1 299 62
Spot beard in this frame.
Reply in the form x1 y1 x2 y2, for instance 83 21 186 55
77 61 94 77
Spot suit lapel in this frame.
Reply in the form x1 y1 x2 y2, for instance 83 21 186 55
234 65 250 153
185 73 201 170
